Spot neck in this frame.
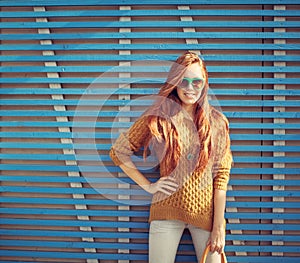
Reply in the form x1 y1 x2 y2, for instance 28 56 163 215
182 104 196 119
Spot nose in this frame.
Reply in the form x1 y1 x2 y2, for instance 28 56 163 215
186 82 194 90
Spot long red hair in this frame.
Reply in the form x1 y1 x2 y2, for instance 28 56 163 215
143 51 228 175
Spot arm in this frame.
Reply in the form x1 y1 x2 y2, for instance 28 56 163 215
110 116 177 195
208 189 227 254
208 120 233 254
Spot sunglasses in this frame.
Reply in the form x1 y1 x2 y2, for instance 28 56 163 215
178 77 205 90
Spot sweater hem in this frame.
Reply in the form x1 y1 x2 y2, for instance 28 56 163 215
149 205 213 232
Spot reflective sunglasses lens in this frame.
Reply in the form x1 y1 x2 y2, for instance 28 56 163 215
180 79 189 88
192 79 204 88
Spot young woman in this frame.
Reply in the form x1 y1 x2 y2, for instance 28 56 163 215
109 51 232 263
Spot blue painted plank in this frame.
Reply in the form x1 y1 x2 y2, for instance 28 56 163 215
1 131 299 141
0 196 297 209
0 249 146 260
225 256 299 263
1 88 299 96
0 0 298 6
226 212 300 220
226 201 299 209
0 110 299 118
0 239 149 250
1 32 300 41
1 186 299 197
0 162 299 174
1 43 299 51
1 21 299 29
0 251 299 262
1 65 300 73
230 179 300 186
0 154 298 163
0 121 299 130
0 229 148 239
1 240 298 253
226 246 300 253
0 196 148 206
2 229 298 243
226 234 300 242
0 142 299 152
1 218 299 232
0 208 149 217
0 77 299 85
1 9 298 18
1 204 299 217
227 224 300 231
1 218 149 228
0 99 299 107
1 176 299 187
1 54 299 62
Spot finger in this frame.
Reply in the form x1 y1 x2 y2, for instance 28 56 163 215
210 243 216 253
158 187 175 196
161 181 178 189
158 180 178 189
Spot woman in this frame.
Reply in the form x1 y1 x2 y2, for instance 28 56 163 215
109 51 232 263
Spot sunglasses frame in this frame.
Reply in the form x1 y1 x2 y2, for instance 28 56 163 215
178 77 205 90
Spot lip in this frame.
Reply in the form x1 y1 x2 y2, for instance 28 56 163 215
184 92 196 96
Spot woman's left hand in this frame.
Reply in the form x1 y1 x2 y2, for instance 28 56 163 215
206 225 225 254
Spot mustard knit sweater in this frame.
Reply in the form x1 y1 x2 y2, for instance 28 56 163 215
109 109 232 232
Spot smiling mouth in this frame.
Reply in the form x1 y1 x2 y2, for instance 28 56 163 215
184 93 195 96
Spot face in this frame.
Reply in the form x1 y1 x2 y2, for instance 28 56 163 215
176 62 205 109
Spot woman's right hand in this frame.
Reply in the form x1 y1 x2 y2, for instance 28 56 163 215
144 176 178 195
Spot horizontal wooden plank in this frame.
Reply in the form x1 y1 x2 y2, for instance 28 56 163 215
0 0 297 6
0 99 299 107
1 229 297 244
0 196 298 209
0 230 298 244
0 229 148 239
1 186 299 197
0 132 299 141
1 176 299 187
0 251 296 263
2 218 299 231
1 65 300 73
1 32 300 41
1 54 299 62
0 196 150 207
1 9 298 18
0 142 298 152
1 77 298 85
0 240 299 253
0 206 300 220
0 249 147 261
1 88 299 96
0 121 299 130
0 154 298 163
0 162 300 174
0 110 299 118
225 256 299 263
0 223 300 233
2 21 299 29
0 207 149 217
1 43 299 51
227 224 300 231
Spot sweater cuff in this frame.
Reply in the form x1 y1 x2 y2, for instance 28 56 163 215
109 147 127 166
213 167 230 191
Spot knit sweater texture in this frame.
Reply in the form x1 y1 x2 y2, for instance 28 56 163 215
109 108 232 232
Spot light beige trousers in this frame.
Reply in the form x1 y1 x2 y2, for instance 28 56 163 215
149 220 221 263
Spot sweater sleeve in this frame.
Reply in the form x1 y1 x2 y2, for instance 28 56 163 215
212 121 233 191
109 116 151 166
